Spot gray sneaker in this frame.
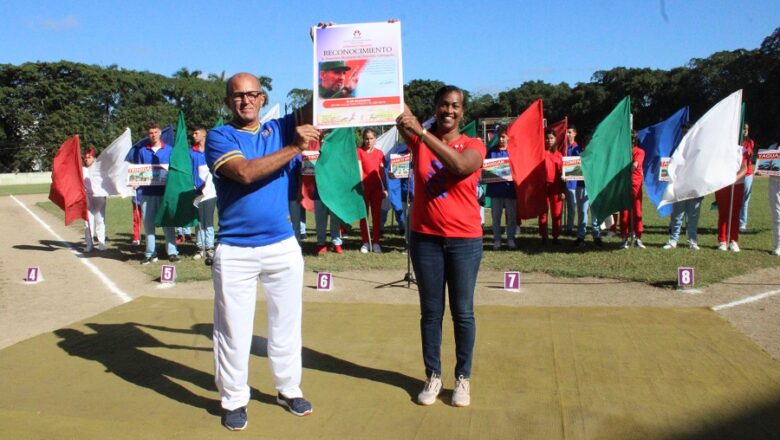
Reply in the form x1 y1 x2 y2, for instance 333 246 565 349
451 375 471 407
222 406 247 431
417 373 442 405
662 240 677 249
276 393 312 416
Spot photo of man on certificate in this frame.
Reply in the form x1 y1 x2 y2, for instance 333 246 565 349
318 61 360 99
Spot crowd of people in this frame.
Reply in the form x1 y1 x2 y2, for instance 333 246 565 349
76 74 779 432
81 114 771 263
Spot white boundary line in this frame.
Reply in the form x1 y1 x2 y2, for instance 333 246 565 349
712 289 780 311
10 195 132 303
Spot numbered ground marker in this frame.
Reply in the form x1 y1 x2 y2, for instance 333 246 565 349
25 266 43 283
678 267 695 288
160 265 176 284
316 272 333 291
504 271 521 292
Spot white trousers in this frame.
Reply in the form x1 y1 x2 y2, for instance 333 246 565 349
770 177 780 249
85 195 106 247
212 237 304 410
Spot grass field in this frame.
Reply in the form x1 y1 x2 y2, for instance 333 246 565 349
6 178 778 286
0 183 51 196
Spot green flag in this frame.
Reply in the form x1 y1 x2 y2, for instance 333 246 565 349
738 102 745 144
459 120 490 208
460 120 477 137
156 111 199 227
315 128 367 224
581 96 633 226
481 127 501 209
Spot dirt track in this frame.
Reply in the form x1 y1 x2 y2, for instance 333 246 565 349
2 193 779 359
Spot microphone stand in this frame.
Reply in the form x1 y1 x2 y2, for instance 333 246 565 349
376 171 416 289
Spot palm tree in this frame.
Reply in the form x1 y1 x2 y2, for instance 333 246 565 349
208 71 226 82
173 67 203 79
257 75 273 92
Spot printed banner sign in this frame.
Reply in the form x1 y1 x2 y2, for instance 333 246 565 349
389 153 410 179
659 157 671 182
480 157 513 184
127 164 169 186
313 21 404 129
756 149 780 177
562 156 584 181
302 151 320 176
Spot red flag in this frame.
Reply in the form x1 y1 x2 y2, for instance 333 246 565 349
48 135 88 225
300 139 320 212
550 117 568 154
301 175 316 211
507 99 547 219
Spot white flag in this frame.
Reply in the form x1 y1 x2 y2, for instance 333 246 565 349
376 116 435 156
659 90 743 208
376 127 401 155
260 103 281 124
193 164 216 207
88 128 134 197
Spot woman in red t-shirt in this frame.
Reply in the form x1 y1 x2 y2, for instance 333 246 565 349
357 128 387 253
396 85 486 408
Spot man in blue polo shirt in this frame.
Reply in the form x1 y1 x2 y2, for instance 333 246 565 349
127 121 180 263
206 72 319 431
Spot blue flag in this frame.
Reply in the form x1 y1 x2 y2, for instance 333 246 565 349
637 107 689 217
384 157 403 212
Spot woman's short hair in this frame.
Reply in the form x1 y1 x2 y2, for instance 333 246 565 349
433 85 467 109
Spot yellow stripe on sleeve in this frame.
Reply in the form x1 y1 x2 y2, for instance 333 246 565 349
213 150 245 172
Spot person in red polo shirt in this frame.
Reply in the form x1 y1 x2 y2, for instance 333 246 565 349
357 128 387 253
620 131 646 249
715 144 750 251
539 128 564 244
396 85 485 408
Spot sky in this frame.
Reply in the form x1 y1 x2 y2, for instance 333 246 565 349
1 0 777 109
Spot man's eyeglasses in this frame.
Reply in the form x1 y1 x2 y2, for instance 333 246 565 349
231 91 264 102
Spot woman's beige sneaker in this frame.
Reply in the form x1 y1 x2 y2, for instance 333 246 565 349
451 375 471 407
417 374 442 405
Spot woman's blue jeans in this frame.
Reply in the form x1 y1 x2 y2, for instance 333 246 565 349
410 232 482 379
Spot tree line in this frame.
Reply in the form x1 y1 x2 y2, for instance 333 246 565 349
0 27 776 172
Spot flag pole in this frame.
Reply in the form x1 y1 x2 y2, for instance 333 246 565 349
629 113 635 248
726 184 735 245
